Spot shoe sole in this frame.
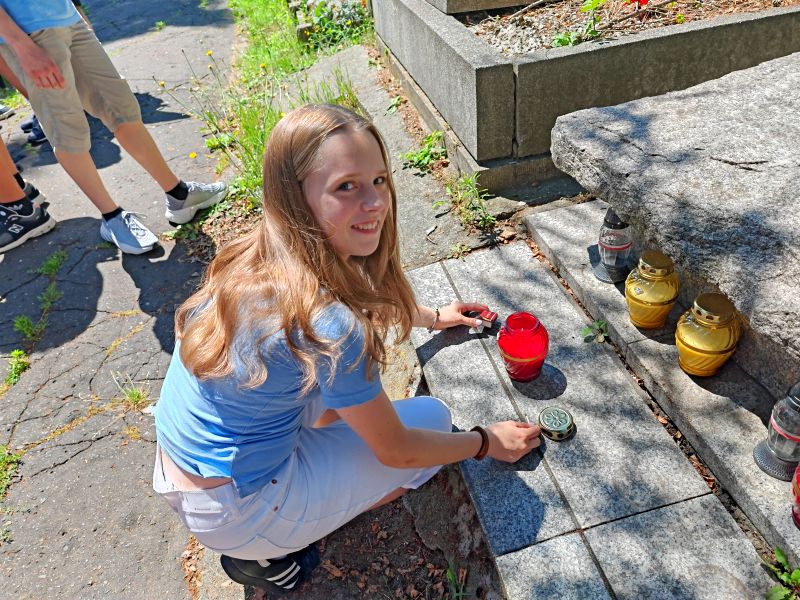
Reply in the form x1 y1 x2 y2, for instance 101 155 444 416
0 109 15 121
99 226 156 255
165 188 228 226
0 215 56 254
28 137 48 146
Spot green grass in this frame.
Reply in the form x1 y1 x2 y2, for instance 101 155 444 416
0 88 25 110
0 446 21 500
35 250 67 277
436 172 495 231
168 0 369 217
4 350 29 386
154 20 166 31
400 130 447 173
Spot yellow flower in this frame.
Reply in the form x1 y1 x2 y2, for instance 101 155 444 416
189 152 197 159
158 80 165 87
259 63 266 69
346 20 351 25
206 50 213 56
279 112 286 118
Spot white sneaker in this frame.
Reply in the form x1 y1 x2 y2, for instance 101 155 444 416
165 181 228 225
100 211 158 254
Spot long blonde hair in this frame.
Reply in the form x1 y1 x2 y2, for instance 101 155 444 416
176 104 417 394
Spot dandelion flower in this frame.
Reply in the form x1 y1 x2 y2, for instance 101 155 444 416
158 80 165 87
189 152 197 159
279 112 286 118
206 50 213 56
346 20 351 25
259 63 266 69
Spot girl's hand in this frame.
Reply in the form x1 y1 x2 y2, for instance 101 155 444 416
485 421 541 463
435 300 491 330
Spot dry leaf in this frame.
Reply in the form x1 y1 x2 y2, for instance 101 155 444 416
321 560 344 578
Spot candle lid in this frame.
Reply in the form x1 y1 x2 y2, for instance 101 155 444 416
638 250 675 278
692 293 736 325
538 406 575 441
602 207 628 230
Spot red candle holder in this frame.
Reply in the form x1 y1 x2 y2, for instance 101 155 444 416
497 312 549 382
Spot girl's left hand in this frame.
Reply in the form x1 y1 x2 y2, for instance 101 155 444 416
435 301 491 330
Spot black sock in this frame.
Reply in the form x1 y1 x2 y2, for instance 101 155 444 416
14 173 25 190
102 207 123 221
2 195 33 215
166 181 189 201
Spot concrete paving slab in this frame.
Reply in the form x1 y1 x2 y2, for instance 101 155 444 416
442 243 710 528
585 494 774 600
495 533 612 600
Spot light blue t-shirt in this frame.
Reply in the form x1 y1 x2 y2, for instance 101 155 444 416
0 0 82 41
155 303 383 498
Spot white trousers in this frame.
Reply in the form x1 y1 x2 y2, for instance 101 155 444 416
153 395 452 559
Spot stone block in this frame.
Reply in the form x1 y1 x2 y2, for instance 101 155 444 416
551 51 800 399
407 262 575 555
520 8 800 156
524 200 686 360
372 0 514 161
440 243 710 528
496 533 613 599
626 335 800 563
585 494 774 599
423 0 526 15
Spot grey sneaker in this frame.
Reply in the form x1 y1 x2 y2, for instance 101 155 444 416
0 202 56 254
99 211 158 254
0 103 15 121
165 180 228 226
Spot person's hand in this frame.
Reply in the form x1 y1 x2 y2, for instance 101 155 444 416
434 300 491 330
16 41 65 89
485 421 541 463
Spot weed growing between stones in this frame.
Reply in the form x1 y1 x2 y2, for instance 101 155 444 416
385 95 405 115
2 350 29 389
764 547 800 599
0 446 21 500
581 318 609 343
154 20 166 31
302 0 372 51
447 243 472 261
446 561 469 599
400 130 448 173
436 172 496 231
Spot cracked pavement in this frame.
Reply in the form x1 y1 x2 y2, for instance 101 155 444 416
0 1 234 597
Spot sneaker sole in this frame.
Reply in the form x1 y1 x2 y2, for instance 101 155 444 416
99 226 156 255
0 109 15 121
0 214 56 254
165 188 228 226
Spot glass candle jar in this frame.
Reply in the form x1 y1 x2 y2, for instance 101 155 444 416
675 293 740 377
624 250 680 329
497 312 549 382
754 382 800 480
593 207 633 283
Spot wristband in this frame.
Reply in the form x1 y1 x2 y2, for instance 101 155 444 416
470 426 490 461
427 308 440 333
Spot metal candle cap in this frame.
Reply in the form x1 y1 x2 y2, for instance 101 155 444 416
692 293 736 325
538 406 575 441
638 250 675 278
602 207 628 230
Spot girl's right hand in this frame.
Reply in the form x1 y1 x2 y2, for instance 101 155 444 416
485 421 541 463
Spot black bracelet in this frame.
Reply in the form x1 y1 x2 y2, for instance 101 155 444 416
470 426 489 461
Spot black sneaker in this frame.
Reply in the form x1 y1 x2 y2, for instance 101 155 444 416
23 181 42 202
20 114 36 133
27 116 47 146
219 544 320 594
0 202 56 254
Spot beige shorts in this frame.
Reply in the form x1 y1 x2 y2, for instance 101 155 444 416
0 21 141 153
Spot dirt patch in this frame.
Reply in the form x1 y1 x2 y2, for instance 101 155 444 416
464 0 799 55
182 535 205 599
240 467 502 600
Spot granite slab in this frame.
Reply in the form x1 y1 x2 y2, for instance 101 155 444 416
441 243 711 528
407 261 576 555
495 533 613 600
585 494 774 599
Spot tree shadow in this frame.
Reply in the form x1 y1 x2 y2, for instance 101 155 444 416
90 0 233 46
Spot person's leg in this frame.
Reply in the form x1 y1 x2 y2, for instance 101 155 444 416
0 138 54 253
67 23 227 225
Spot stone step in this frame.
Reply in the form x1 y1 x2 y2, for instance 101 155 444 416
524 200 800 565
407 241 772 598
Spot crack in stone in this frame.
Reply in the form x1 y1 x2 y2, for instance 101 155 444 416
709 156 768 172
0 273 40 300
26 431 114 478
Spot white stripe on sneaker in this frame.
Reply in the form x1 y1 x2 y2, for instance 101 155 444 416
270 564 301 586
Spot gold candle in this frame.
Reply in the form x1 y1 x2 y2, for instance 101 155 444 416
624 250 680 329
675 293 741 377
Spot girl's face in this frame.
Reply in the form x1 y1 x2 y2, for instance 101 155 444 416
302 129 391 260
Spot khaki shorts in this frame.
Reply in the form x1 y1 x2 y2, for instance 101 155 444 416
0 21 141 153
